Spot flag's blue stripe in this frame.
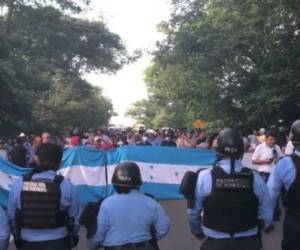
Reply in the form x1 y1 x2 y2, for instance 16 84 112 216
0 157 31 176
62 147 106 169
107 146 216 166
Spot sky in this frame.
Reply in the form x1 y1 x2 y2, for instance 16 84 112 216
84 0 171 126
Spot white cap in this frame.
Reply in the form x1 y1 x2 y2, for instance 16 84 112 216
146 129 157 135
19 132 26 137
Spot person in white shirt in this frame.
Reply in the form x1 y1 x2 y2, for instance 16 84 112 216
252 130 283 221
252 130 283 181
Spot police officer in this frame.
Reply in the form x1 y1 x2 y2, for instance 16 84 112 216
188 128 272 250
268 119 300 250
7 143 80 250
88 161 170 250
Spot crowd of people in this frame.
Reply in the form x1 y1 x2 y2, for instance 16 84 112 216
0 125 293 169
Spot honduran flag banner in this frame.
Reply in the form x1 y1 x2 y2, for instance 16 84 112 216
0 146 216 207
58 146 107 204
106 146 216 199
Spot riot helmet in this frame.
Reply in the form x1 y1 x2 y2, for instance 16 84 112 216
216 128 244 158
112 161 142 188
215 128 244 173
291 119 300 146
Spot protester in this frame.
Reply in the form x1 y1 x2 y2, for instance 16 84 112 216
145 129 161 146
248 130 259 152
252 130 283 182
4 139 14 154
176 129 196 148
126 129 136 145
30 136 42 166
195 129 207 148
95 129 114 150
93 136 102 149
161 129 177 147
136 135 152 146
41 132 52 144
10 137 27 167
68 128 82 147
257 128 266 144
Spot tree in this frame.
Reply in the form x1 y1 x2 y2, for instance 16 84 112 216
32 76 113 132
146 0 300 131
0 0 128 135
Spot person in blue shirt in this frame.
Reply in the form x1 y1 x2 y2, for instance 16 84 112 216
7 143 80 250
187 128 272 250
268 119 300 250
0 206 10 250
88 161 170 250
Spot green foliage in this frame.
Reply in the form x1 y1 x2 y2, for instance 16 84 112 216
32 76 113 132
127 99 190 129
0 0 128 135
145 0 300 131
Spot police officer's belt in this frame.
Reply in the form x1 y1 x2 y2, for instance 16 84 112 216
207 235 258 241
104 240 154 250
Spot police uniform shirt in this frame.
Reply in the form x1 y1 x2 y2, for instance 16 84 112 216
88 189 170 249
267 150 300 215
187 159 272 239
0 206 10 250
7 170 80 242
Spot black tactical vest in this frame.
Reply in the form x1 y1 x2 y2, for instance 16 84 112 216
17 173 67 229
286 154 300 215
203 166 258 234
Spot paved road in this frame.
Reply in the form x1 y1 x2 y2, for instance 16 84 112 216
9 153 282 250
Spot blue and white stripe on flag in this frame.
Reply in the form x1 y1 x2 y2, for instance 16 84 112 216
0 146 216 208
106 146 216 199
58 146 107 204
0 157 31 208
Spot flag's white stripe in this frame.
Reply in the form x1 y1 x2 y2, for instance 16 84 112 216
2 162 210 189
106 162 210 185
58 165 107 186
0 170 19 190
